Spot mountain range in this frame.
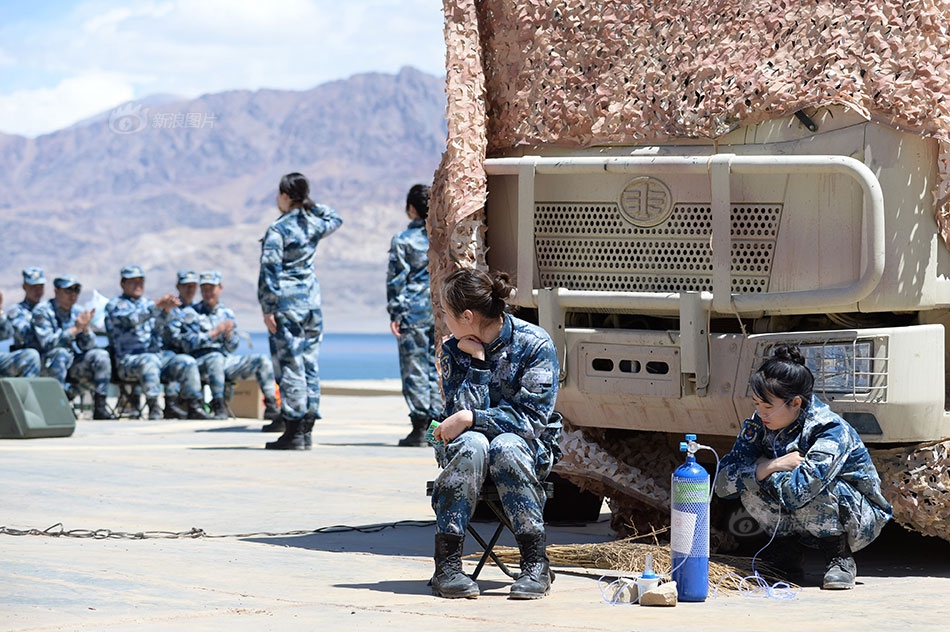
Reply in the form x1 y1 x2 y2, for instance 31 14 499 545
0 67 447 334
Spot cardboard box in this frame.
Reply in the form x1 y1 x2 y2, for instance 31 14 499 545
229 379 264 419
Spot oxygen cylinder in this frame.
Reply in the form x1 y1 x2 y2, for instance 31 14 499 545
671 434 709 602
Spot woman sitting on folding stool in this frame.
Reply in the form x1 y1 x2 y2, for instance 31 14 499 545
429 268 562 600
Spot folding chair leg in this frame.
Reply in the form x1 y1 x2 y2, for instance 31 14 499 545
467 500 521 580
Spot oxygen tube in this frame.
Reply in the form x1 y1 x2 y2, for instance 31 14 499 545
671 434 715 602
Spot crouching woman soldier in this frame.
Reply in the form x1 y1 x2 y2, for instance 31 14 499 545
430 268 562 600
714 344 892 589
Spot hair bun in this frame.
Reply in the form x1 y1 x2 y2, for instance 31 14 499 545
771 344 806 366
490 271 514 302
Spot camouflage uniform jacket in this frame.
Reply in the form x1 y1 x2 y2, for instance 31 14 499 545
258 204 343 314
386 219 433 328
31 299 97 355
178 301 240 357
4 299 40 349
104 294 164 358
155 302 194 354
439 313 563 475
715 395 892 514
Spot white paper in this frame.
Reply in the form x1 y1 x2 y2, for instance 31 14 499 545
671 508 697 554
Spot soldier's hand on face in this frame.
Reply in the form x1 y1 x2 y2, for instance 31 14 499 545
457 336 486 361
0 290 4 310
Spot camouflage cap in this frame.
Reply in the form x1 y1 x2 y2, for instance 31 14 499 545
53 274 81 289
199 270 222 286
120 265 145 279
22 267 47 285
177 270 198 284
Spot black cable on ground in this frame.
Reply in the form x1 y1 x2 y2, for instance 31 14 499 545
0 520 437 540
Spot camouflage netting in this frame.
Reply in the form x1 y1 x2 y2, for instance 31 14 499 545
428 0 950 540
430 0 950 280
872 439 950 541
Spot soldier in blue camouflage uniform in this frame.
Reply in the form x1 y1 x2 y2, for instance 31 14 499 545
154 270 198 417
4 267 46 354
0 269 44 378
104 265 211 421
258 172 342 450
179 270 279 420
32 275 115 420
714 344 891 590
387 184 443 446
430 268 562 600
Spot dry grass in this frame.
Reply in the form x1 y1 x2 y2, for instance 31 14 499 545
476 529 787 592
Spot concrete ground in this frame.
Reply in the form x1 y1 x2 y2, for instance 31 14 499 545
1 382 949 631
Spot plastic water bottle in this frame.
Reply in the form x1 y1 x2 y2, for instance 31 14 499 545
671 434 709 602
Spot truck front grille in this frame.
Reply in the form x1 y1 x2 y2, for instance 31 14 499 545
535 203 782 293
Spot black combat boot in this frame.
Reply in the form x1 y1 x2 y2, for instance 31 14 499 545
118 392 142 417
209 397 229 420
261 413 285 433
509 533 554 599
263 397 280 420
146 397 163 420
398 416 429 447
758 536 806 584
301 414 315 450
430 533 480 599
819 534 856 589
93 394 116 420
265 418 305 450
186 398 213 420
164 396 187 419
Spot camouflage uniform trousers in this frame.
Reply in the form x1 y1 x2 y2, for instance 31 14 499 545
116 350 202 399
43 348 112 397
396 324 443 422
432 431 549 537
268 309 322 422
739 479 890 552
0 349 41 378
196 352 277 400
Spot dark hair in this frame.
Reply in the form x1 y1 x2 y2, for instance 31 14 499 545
406 184 430 220
279 172 314 210
750 344 814 404
442 268 514 320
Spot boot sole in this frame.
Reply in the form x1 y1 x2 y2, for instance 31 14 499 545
431 587 479 599
822 581 855 590
508 588 550 600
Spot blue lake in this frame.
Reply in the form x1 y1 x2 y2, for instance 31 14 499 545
237 331 400 381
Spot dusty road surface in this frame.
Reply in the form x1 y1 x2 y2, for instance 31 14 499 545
2 386 948 631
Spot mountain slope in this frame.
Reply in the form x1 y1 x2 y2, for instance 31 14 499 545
0 67 447 333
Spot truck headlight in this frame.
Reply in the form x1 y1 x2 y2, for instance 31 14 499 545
798 341 873 394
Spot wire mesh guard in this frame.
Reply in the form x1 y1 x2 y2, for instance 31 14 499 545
536 203 781 294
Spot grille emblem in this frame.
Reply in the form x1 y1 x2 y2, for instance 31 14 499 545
619 177 673 227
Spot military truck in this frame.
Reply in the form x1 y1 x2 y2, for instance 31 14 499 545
430 0 950 541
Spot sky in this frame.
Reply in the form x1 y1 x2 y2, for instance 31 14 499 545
0 0 447 137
